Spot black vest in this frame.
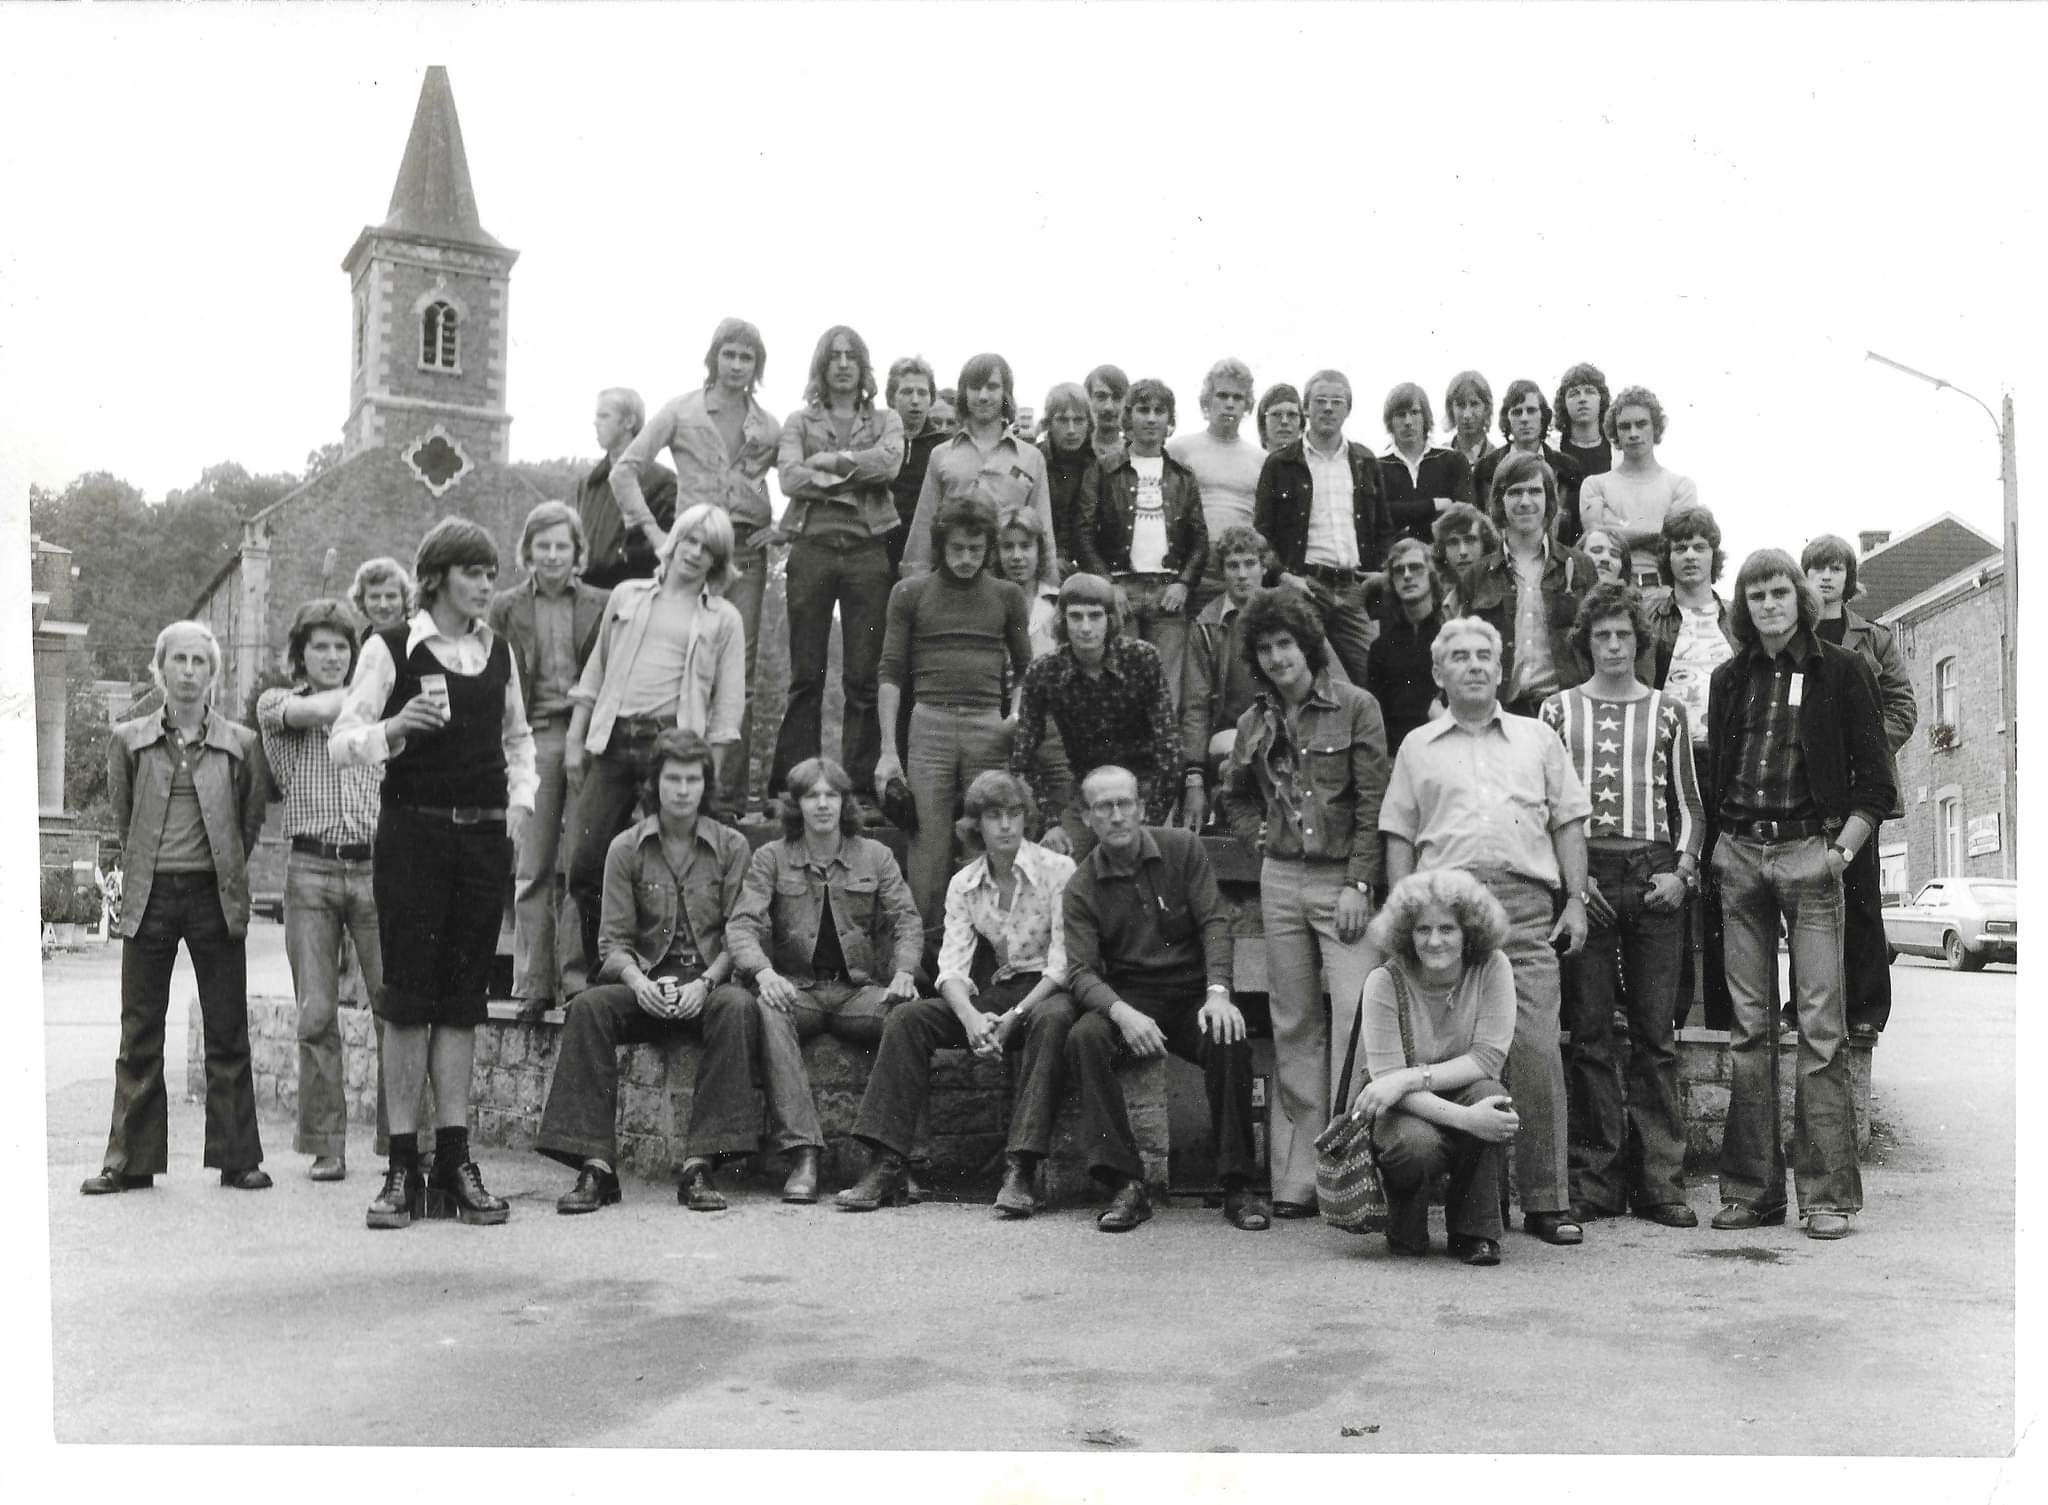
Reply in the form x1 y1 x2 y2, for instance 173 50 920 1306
376 626 512 809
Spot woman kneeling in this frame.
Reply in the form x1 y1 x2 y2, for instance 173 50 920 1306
1349 869 1521 1265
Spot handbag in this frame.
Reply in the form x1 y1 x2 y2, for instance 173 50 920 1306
1313 967 1418 1234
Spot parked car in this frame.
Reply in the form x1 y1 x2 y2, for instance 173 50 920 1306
1882 877 2017 971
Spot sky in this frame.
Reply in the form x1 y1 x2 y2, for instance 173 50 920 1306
1 1 2040 583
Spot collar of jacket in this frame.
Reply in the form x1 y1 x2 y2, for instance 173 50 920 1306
1197 592 1244 627
1098 448 1191 479
961 839 1064 894
628 812 731 854
1088 825 1162 878
1742 626 1822 668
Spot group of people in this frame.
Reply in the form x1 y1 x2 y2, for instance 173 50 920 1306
82 326 1908 1263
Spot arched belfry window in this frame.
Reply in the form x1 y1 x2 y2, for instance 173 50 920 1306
421 300 459 371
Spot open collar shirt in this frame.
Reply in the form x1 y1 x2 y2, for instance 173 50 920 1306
256 682 382 844
934 839 1077 993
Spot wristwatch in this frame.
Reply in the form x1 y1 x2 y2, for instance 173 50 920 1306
1349 879 1371 896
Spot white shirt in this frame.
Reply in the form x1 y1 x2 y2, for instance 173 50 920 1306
934 840 1077 991
1167 429 1264 541
1127 454 1170 574
1384 443 1425 487
330 609 539 811
1666 599 1733 745
1302 434 1359 570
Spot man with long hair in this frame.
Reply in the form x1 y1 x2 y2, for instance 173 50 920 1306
900 352 1057 580
771 325 907 800
1703 550 1894 1241
1472 377 1588 547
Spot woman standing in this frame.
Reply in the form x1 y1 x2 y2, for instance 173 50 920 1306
1346 870 1521 1266
332 517 537 1229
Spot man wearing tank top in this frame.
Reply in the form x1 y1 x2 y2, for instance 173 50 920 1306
1169 358 1266 615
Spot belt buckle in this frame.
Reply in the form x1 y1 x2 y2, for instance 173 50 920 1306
1757 819 1781 842
451 807 483 826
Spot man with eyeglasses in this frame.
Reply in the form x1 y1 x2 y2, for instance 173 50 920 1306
1061 765 1263 1234
1253 369 1395 685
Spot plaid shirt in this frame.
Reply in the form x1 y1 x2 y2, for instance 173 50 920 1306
257 684 382 843
1010 636 1179 832
1720 632 1818 823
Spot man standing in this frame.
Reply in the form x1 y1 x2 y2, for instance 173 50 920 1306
1442 370 1498 476
1473 379 1587 548
1178 525 1277 826
900 353 1058 581
771 325 907 802
1579 387 1698 589
1538 583 1704 1227
1380 616 1592 1247
873 498 1033 927
257 600 387 1181
578 388 678 592
1010 574 1181 858
1704 552 1894 1241
84 621 272 1196
490 501 611 1012
884 356 947 574
1253 368 1396 685
1215 590 1388 1219
1552 363 1613 482
1377 381 1475 545
1366 537 1449 756
1804 534 1916 1042
1084 364 1130 467
1061 766 1266 1232
611 317 781 809
1074 376 1207 705
1169 358 1266 614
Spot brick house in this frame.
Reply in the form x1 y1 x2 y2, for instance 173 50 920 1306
193 67 545 714
1880 554 2014 895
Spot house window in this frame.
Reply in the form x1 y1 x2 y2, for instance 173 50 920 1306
1934 654 1960 733
1937 795 1963 876
421 300 458 370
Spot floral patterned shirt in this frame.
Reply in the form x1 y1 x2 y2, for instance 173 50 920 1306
1010 637 1180 832
934 840 1077 992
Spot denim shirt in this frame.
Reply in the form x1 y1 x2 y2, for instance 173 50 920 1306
613 388 783 540
726 834 925 985
1216 672 1390 885
775 402 907 538
596 814 753 982
108 708 268 939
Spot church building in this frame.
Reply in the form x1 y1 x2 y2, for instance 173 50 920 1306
195 66 546 714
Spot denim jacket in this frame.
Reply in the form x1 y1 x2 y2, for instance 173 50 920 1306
726 835 925 985
108 708 268 939
1459 543 1654 703
1215 672 1390 885
596 815 752 981
775 402 907 539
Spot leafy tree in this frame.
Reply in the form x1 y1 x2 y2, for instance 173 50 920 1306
62 655 113 831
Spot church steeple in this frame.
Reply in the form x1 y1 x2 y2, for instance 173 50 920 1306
340 67 518 467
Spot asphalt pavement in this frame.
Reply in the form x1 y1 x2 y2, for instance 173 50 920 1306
34 923 2019 1457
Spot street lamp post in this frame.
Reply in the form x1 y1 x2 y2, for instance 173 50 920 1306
1865 351 2019 873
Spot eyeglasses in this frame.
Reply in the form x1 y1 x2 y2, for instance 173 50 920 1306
1390 561 1430 576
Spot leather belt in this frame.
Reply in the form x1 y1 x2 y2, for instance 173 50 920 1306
291 835 373 861
401 805 507 827
1302 563 1361 586
1723 817 1829 843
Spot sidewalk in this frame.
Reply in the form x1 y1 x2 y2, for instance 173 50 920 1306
39 944 2016 1454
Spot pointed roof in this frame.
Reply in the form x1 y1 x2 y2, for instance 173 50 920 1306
1854 512 2000 620
377 66 501 249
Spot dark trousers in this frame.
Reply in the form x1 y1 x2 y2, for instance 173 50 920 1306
1568 843 1688 1212
567 745 649 981
535 981 763 1169
852 977 1077 1160
372 806 510 1027
1372 1077 1508 1242
1064 987 1256 1186
1840 839 1893 1033
770 533 892 795
104 873 262 1175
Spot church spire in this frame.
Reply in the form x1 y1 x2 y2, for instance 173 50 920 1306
378 65 501 249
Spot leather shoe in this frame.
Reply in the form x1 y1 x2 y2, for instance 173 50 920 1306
993 1154 1037 1218
1805 1211 1853 1240
1522 1211 1583 1245
221 1167 273 1191
677 1159 727 1212
1223 1185 1271 1231
1449 1234 1502 1267
425 1160 511 1225
79 1169 153 1196
1849 1023 1880 1045
556 1162 621 1215
834 1152 908 1212
1633 1201 1700 1228
1385 1229 1431 1257
365 1165 424 1229
309 1155 346 1183
1710 1201 1787 1231
1272 1198 1319 1220
905 1162 931 1204
782 1147 821 1204
1096 1179 1152 1232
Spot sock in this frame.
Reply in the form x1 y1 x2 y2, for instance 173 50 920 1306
434 1126 470 1175
387 1132 419 1175
585 1158 614 1177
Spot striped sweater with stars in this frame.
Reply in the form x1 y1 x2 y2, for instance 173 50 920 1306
1538 686 1704 858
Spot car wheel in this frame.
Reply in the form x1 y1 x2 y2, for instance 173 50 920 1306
1943 931 1984 972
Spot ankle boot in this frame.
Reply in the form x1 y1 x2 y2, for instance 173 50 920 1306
781 1146 821 1204
425 1159 511 1225
993 1154 1038 1218
834 1151 908 1211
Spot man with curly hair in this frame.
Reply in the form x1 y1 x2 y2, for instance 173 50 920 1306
1579 386 1698 588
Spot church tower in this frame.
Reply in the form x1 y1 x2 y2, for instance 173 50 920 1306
340 66 519 479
